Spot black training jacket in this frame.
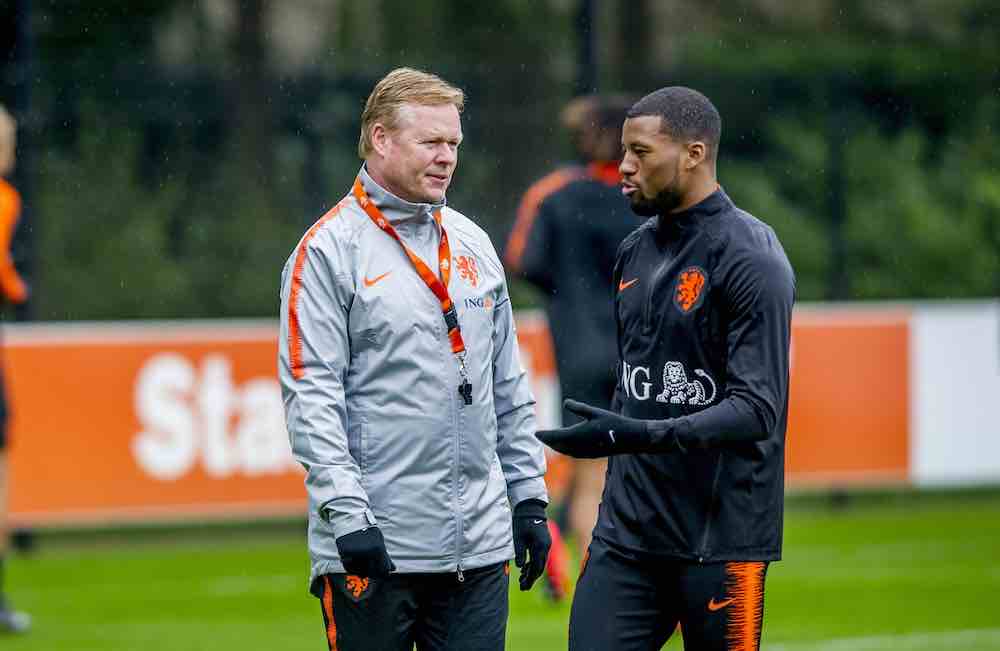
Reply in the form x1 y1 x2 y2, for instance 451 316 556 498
506 164 641 403
593 188 795 563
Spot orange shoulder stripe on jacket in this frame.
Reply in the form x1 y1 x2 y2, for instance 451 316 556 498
504 167 584 271
0 179 22 230
0 179 27 303
288 199 346 380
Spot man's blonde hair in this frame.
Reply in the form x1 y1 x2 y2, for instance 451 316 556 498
358 67 465 159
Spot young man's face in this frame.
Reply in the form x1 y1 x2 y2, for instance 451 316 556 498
376 102 462 204
619 115 688 216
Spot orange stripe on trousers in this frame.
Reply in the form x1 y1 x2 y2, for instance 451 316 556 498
724 561 766 651
322 575 338 650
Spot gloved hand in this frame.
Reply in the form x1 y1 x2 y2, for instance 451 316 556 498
512 499 551 591
335 527 396 579
536 398 671 458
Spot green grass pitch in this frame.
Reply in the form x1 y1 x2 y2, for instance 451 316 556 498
3 490 999 650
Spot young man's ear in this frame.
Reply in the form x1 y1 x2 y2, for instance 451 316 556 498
685 141 706 169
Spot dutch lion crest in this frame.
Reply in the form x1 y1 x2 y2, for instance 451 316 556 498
339 574 372 602
673 266 707 314
455 255 479 288
655 361 717 406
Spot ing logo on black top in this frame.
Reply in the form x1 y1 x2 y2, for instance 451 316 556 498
674 266 708 314
620 360 717 405
655 361 717 406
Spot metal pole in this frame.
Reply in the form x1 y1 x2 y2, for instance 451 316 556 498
575 0 597 95
12 0 34 321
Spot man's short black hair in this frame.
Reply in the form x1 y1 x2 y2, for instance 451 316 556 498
627 87 721 160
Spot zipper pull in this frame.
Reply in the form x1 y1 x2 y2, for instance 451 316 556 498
457 567 465 583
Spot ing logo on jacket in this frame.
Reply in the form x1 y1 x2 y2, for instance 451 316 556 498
464 295 495 310
621 360 716 405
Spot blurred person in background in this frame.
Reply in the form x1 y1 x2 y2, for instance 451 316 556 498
279 68 550 651
537 87 795 651
504 95 640 599
0 105 29 635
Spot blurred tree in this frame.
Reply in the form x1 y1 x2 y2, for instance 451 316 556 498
646 0 1000 301
35 116 191 319
605 0 654 91
373 0 574 227
4 0 998 319
230 0 275 187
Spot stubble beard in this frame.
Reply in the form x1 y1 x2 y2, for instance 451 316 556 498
629 185 684 217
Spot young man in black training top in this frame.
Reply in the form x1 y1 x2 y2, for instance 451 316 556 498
537 87 795 651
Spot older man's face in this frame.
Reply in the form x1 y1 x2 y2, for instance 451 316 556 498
377 103 462 204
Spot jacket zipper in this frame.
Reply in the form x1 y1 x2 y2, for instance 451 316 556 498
697 452 725 563
417 219 465 584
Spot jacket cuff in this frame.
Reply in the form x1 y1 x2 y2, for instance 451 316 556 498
507 476 548 509
513 499 547 520
649 417 692 452
325 507 378 539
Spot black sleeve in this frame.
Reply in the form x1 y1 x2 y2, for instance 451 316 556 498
651 244 795 449
516 199 557 293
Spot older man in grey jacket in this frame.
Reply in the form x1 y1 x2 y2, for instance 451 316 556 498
279 67 550 651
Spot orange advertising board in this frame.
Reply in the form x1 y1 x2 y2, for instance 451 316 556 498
4 310 914 528
5 322 304 526
5 318 565 528
785 310 910 485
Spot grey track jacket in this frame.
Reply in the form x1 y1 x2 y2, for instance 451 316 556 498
279 167 547 586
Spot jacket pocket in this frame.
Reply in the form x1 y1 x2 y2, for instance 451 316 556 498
463 457 511 554
359 418 394 526
710 451 755 553
349 418 364 481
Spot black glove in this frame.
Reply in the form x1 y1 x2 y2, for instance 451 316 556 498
512 499 551 591
536 399 684 458
335 527 396 579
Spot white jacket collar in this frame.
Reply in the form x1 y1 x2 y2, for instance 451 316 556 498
358 165 446 225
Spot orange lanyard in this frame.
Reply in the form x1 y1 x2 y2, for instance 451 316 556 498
352 178 473 404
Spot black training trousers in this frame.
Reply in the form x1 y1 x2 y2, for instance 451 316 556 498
569 537 769 651
316 562 509 651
